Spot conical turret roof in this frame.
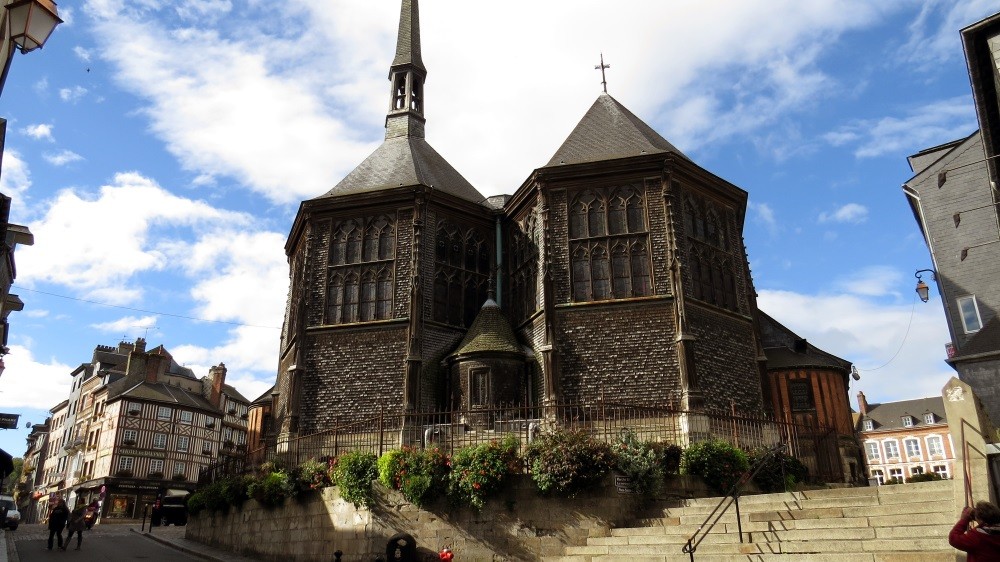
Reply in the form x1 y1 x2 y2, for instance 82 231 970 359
545 93 690 167
450 300 523 357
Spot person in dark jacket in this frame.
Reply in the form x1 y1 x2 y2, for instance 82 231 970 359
64 506 87 550
949 500 1000 561
46 498 69 550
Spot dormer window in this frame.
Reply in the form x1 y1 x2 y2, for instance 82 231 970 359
924 413 935 425
863 419 874 431
902 416 914 428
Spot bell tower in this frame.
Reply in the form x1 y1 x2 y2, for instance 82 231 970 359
386 0 426 140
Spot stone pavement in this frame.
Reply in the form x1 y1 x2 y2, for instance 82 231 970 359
136 525 262 562
3 522 260 562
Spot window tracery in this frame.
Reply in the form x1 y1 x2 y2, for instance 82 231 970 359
508 213 539 323
326 215 396 325
568 185 651 302
433 221 491 327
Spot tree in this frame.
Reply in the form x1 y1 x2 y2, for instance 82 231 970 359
3 458 23 495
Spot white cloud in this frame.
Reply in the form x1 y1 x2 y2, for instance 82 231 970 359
824 96 976 158
23 309 49 318
758 288 954 403
749 201 779 236
43 150 84 166
898 0 1000 71
18 172 251 302
91 315 158 333
819 203 869 224
22 124 55 141
79 0 907 201
33 77 49 95
831 265 903 298
73 46 92 62
0 149 31 210
59 86 88 103
0 345 73 409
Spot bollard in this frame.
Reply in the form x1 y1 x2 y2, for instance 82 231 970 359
334 550 342 561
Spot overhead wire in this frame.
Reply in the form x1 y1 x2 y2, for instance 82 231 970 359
855 289 919 372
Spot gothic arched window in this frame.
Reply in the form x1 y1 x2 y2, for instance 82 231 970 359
327 274 344 324
343 272 360 323
360 270 376 322
434 220 491 327
326 214 396 325
568 185 651 303
376 268 392 320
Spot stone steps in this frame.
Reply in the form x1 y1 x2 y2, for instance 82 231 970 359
542 481 959 562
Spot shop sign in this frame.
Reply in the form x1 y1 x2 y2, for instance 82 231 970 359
0 413 19 429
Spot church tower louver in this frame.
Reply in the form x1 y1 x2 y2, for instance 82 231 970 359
270 0 769 447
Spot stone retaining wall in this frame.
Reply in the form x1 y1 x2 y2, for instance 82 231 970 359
185 474 712 561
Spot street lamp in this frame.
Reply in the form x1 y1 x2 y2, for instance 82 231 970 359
914 269 936 303
5 0 62 53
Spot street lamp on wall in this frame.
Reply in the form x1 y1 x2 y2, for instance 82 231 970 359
5 0 62 53
914 269 936 303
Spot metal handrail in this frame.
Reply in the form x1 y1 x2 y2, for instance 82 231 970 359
682 443 787 561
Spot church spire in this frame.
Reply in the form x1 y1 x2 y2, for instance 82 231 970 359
386 0 426 140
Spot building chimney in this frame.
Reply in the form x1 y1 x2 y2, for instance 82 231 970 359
857 391 868 416
145 352 166 384
135 337 147 353
208 363 226 408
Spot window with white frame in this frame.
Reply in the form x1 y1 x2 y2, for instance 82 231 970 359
883 440 900 459
118 456 134 472
202 442 212 454
174 462 186 477
958 295 983 333
933 464 950 478
888 467 904 482
924 413 935 424
927 435 944 457
902 416 914 428
149 459 164 474
122 429 138 444
863 419 873 431
871 469 884 485
904 438 921 458
179 411 193 425
152 433 167 449
177 436 189 452
865 442 880 460
911 465 924 475
157 406 172 420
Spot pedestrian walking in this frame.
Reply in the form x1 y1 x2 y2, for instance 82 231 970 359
64 505 86 550
46 498 69 551
949 500 1000 561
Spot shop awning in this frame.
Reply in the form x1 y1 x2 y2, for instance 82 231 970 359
0 449 13 480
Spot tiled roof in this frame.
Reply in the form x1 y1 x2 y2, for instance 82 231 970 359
251 385 275 405
950 316 1000 360
757 311 851 371
315 136 485 204
450 300 522 357
544 93 690 168
222 383 250 404
391 0 424 71
860 396 947 431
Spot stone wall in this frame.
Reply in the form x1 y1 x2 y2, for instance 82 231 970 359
185 475 713 561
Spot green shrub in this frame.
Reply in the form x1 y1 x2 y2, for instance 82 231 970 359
652 443 683 476
525 429 614 497
293 458 333 494
884 477 904 485
377 447 450 508
186 491 207 515
747 448 809 493
449 434 520 509
681 439 749 494
219 475 252 507
613 429 665 497
907 472 943 483
247 471 291 508
332 451 378 508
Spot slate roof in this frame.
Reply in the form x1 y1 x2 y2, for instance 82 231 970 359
859 396 947 431
545 93 691 168
449 300 522 357
108 378 218 412
315 136 484 203
222 383 250 404
251 385 275 406
950 316 1000 360
391 0 424 72
756 311 851 372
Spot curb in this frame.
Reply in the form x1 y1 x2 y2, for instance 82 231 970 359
130 528 226 562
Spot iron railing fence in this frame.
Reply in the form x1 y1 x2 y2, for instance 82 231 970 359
198 402 844 486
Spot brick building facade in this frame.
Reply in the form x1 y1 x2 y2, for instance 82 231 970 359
271 0 776 444
856 393 955 484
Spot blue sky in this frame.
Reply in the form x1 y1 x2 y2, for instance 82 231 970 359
0 0 996 458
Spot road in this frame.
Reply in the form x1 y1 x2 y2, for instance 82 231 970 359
10 523 200 562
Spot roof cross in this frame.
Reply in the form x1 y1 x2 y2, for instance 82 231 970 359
595 53 610 93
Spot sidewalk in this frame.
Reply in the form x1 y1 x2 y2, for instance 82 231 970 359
1 529 9 562
133 526 261 562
